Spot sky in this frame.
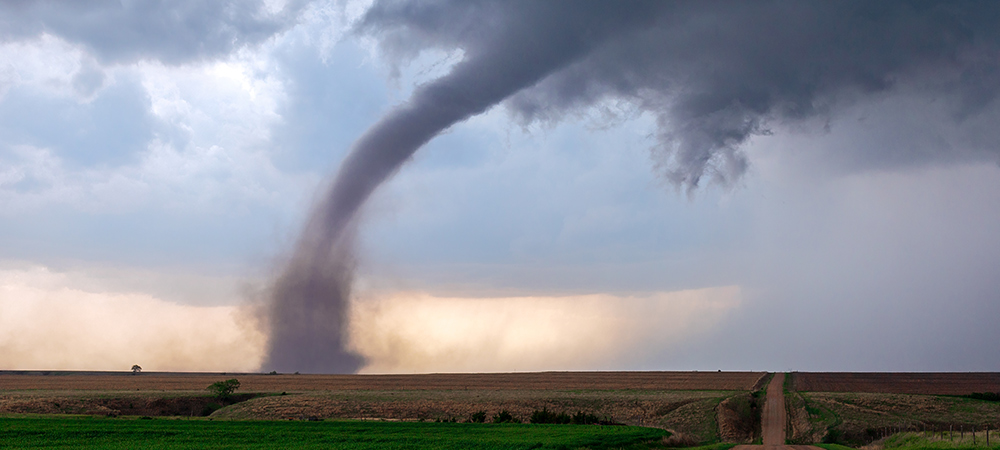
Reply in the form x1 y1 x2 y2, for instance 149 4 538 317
1 0 1000 373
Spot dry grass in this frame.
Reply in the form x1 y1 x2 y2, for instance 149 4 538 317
0 370 766 443
795 392 1000 446
213 388 734 440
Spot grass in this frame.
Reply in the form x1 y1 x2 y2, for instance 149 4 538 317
0 416 670 450
814 444 856 450
795 393 1000 447
881 431 1000 450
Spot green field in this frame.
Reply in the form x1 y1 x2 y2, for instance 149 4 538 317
0 416 670 449
881 431 1000 450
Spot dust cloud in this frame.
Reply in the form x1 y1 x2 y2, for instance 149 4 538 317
0 265 265 371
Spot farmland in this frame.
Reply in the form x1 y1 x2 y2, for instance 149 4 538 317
790 373 1000 396
0 370 766 392
0 416 672 450
9 370 1000 448
0 371 766 445
786 373 1000 447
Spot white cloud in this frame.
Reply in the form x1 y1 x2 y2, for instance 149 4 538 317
350 287 741 373
0 265 266 371
0 262 740 373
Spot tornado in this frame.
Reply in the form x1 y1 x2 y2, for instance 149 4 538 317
259 1 657 373
259 0 1000 373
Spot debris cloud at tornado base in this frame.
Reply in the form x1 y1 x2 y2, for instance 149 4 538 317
258 1 1000 373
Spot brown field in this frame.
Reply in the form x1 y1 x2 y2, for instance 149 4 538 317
0 370 766 392
790 372 1000 395
0 370 766 442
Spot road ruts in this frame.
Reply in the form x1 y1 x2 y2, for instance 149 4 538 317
763 372 787 446
732 372 823 450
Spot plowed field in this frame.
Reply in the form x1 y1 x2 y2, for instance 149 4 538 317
790 372 1000 395
0 370 767 392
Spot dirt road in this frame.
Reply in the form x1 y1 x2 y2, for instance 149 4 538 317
762 373 787 446
733 373 822 450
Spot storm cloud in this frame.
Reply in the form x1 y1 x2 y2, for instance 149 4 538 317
0 0 304 64
4 1 1000 373
262 0 1000 372
360 1 1000 189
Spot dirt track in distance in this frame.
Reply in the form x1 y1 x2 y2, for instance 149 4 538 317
733 373 823 450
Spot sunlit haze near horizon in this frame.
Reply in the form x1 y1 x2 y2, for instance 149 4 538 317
2 0 1000 373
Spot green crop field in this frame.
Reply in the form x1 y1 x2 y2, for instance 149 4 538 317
0 416 670 450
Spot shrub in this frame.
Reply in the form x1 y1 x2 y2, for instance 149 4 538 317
530 407 571 424
572 411 601 425
469 411 487 423
207 379 241 401
968 392 1000 402
492 410 520 424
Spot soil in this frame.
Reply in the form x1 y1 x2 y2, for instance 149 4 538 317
790 372 1000 395
0 370 758 438
212 389 728 430
0 370 765 392
763 373 787 446
0 393 258 417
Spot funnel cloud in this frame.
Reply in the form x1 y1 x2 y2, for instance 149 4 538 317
258 0 1000 373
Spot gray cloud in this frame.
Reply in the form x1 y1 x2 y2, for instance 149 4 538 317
261 0 1000 373
359 1 1000 190
0 0 305 64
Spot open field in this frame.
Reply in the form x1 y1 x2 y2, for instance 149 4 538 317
0 370 767 392
790 373 1000 396
0 416 672 450
883 430 1000 450
214 389 734 441
786 390 1000 446
16 371 1000 448
0 371 767 445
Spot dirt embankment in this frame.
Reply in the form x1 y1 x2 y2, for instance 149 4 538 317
786 389 825 444
717 392 762 443
0 393 258 417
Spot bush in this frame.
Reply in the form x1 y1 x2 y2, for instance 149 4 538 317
572 411 601 425
469 411 487 423
492 410 520 424
530 408 571 424
207 379 241 401
968 392 1000 402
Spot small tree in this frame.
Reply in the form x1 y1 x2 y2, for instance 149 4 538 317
131 365 142 375
207 378 241 401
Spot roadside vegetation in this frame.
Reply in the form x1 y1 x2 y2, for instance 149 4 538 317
881 430 1000 450
788 392 1000 447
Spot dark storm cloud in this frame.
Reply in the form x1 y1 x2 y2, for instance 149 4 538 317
360 0 1000 189
262 0 1000 373
0 0 306 64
